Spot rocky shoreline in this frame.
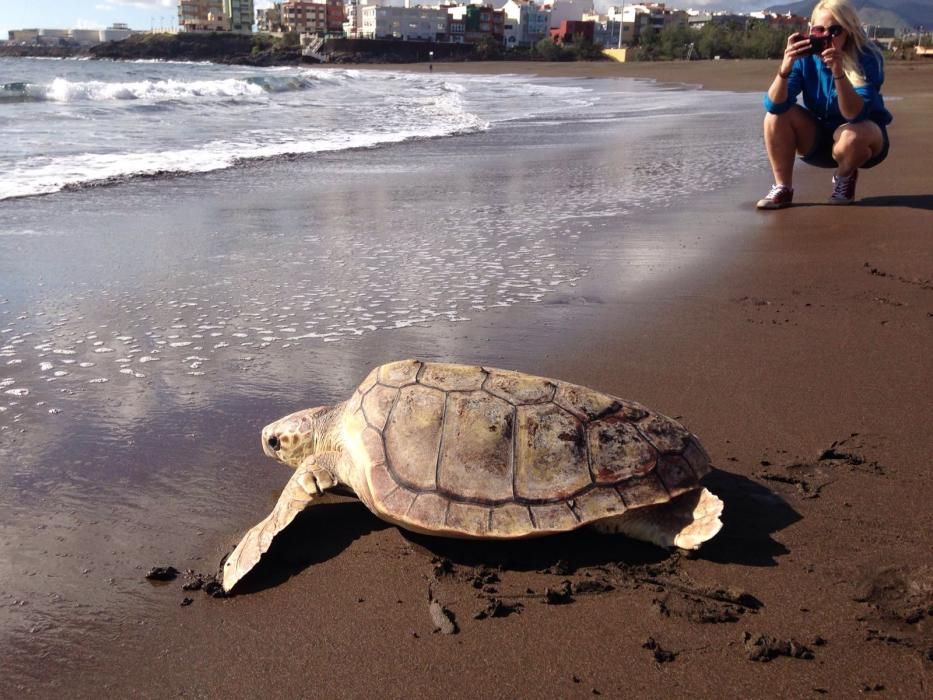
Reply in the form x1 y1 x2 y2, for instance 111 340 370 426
1 33 489 66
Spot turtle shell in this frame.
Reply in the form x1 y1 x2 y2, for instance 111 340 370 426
339 360 710 538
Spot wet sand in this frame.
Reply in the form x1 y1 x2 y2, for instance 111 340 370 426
10 60 933 696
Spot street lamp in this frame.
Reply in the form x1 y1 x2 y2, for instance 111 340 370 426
428 49 434 72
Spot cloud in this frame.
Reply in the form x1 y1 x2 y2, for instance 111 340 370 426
76 19 105 30
96 0 175 10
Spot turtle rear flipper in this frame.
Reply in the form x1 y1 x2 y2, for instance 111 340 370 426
221 454 340 592
590 488 723 550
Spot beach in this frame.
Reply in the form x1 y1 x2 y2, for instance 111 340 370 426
2 58 931 697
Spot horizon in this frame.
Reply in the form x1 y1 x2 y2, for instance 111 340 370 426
0 0 776 44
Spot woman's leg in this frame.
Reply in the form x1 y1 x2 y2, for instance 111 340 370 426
832 121 884 176
763 105 819 187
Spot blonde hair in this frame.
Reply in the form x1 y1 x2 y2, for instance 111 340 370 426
811 0 879 86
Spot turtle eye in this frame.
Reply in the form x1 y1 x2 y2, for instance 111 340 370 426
267 435 281 451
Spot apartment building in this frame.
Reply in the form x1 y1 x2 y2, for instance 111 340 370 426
344 0 406 39
447 4 505 44
178 0 229 32
256 1 344 35
501 0 550 48
281 0 328 34
223 0 255 32
257 4 285 32
360 5 448 41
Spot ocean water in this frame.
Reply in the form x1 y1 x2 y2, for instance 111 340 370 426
0 56 764 686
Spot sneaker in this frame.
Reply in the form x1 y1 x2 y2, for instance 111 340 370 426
756 184 794 209
829 170 858 204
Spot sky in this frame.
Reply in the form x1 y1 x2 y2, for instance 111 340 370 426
0 0 771 41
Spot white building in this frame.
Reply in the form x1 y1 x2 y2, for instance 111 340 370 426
360 4 448 40
345 0 405 38
501 0 550 47
100 23 136 41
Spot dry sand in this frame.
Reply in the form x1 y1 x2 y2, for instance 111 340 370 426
38 60 933 697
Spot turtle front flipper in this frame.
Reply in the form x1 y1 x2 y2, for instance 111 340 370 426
222 453 341 593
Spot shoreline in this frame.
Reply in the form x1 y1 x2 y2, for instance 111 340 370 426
8 59 933 696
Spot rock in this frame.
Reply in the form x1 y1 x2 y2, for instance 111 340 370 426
742 632 814 662
544 580 574 605
145 566 179 582
642 637 677 663
428 598 458 635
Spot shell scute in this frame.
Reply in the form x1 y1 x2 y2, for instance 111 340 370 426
380 486 417 518
361 383 397 431
379 359 422 388
553 382 619 421
482 367 556 405
571 487 627 520
617 473 669 507
636 413 690 454
420 362 486 391
437 391 514 502
489 503 535 536
445 502 490 536
346 389 364 417
367 456 397 502
407 492 449 531
531 503 579 532
682 438 712 479
514 403 590 500
586 416 659 484
383 385 444 490
655 455 698 497
357 367 380 396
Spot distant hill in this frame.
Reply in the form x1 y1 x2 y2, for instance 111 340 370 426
764 1 933 31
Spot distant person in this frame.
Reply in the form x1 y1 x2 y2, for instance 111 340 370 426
756 0 892 209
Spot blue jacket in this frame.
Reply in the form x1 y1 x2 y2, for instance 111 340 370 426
763 49 892 126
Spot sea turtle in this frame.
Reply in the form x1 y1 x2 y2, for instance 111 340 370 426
222 360 723 592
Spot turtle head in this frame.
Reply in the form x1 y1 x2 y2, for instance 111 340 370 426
261 406 333 468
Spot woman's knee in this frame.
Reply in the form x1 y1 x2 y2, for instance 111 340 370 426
834 124 882 157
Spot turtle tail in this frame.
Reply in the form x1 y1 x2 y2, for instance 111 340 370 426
592 488 724 550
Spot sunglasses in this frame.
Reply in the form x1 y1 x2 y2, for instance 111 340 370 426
810 24 844 37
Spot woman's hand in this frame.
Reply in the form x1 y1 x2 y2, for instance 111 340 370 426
781 32 811 74
822 46 844 78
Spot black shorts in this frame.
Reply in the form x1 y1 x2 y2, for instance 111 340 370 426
800 117 889 169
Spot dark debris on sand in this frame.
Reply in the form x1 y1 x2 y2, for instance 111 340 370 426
144 566 179 582
474 597 523 620
642 637 677 663
854 564 933 659
742 632 814 662
756 434 887 498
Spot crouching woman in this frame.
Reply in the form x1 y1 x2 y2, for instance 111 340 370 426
757 0 892 209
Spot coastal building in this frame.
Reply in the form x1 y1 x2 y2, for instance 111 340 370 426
548 19 593 45
7 29 41 43
322 0 348 33
282 0 328 33
6 24 140 46
99 23 137 42
501 0 550 48
257 1 345 35
223 0 255 32
178 0 230 32
446 4 505 44
344 0 406 39
360 4 449 40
